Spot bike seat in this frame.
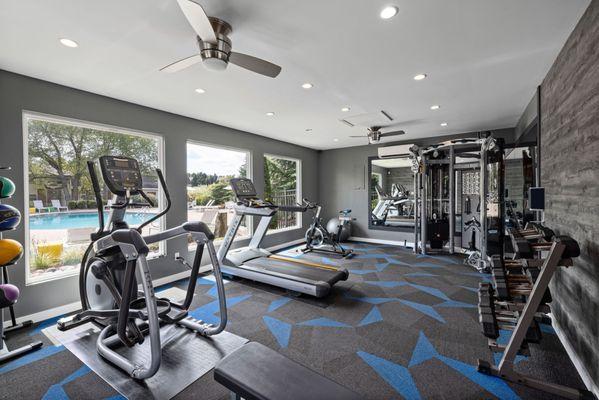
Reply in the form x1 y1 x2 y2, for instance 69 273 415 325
339 209 351 214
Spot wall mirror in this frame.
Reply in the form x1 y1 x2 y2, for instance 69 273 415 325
368 156 415 231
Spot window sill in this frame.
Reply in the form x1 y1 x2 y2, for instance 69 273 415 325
266 225 302 235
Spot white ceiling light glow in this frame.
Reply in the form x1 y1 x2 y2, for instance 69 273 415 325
440 122 448 127
266 112 275 116
59 38 78 48
380 6 398 20
333 138 339 142
413 74 427 81
430 105 440 110
302 82 313 89
341 106 351 112
194 88 206 94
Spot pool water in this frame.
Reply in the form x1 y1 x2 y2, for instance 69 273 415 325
29 212 156 230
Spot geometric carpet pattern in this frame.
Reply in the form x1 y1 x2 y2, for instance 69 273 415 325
1 242 587 399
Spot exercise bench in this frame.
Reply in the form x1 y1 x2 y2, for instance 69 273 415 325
214 342 361 400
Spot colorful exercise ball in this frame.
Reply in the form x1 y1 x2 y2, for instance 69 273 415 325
0 239 24 266
0 204 21 231
0 177 15 199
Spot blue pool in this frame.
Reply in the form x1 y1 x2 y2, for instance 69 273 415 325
29 212 156 230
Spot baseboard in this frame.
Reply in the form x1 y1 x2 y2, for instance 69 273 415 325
10 238 305 326
349 236 415 248
550 313 599 397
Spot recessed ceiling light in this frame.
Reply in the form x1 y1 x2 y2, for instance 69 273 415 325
380 6 399 19
430 105 440 110
266 112 275 116
413 74 427 81
302 82 313 89
195 88 206 94
440 122 448 127
59 38 78 48
333 138 339 142
341 106 351 112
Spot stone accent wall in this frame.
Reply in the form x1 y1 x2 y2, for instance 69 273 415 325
540 0 599 387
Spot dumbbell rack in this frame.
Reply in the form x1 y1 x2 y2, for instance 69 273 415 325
0 165 43 363
477 229 594 399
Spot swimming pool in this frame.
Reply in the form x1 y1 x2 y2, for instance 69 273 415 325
29 212 156 230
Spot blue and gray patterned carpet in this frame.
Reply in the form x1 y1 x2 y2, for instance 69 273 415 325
1 242 587 399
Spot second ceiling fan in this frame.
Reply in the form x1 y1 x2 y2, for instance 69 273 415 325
161 0 281 78
350 126 406 145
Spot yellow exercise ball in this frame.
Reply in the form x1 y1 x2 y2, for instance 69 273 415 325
0 239 24 267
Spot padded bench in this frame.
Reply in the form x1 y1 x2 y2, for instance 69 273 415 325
214 342 361 400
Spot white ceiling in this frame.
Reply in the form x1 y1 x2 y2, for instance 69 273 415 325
0 0 590 150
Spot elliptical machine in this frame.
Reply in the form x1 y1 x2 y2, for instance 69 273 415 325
301 198 354 258
58 156 227 379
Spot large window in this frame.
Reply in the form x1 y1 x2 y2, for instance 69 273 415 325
24 113 164 284
264 154 301 232
186 142 250 245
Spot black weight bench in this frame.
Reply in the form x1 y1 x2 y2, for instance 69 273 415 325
214 342 361 400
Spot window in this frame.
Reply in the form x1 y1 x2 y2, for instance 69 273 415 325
186 142 250 245
263 154 301 232
23 112 164 284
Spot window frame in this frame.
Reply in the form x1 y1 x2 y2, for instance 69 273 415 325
263 153 302 233
185 139 253 246
22 111 166 285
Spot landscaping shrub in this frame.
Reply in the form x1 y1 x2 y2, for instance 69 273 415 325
68 200 78 209
31 252 58 270
76 200 87 209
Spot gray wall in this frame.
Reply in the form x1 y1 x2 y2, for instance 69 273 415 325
539 0 599 388
0 70 318 318
318 129 515 242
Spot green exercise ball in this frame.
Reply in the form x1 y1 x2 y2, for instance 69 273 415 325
0 177 16 199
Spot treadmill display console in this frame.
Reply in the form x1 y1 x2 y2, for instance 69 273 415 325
99 156 143 195
230 178 258 199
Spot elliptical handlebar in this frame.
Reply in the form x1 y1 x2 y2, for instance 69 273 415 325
137 168 171 233
88 161 105 241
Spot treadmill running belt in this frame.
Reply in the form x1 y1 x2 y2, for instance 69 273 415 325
242 257 348 285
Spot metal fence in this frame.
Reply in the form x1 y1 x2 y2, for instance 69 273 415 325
269 189 298 230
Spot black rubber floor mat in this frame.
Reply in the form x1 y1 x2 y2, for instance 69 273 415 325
51 323 247 400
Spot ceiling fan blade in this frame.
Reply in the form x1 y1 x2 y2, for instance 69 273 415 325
349 135 368 138
160 54 203 73
229 52 281 78
380 130 406 137
176 0 217 43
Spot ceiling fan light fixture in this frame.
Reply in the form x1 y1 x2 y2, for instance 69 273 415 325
380 6 399 20
203 57 228 71
341 106 351 112
266 112 275 117
413 73 427 81
59 38 78 48
302 82 314 89
430 104 441 110
440 122 448 127
195 88 206 94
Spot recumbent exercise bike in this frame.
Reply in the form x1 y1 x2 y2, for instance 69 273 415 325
58 156 227 379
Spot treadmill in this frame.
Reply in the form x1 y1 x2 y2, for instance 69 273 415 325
216 178 349 297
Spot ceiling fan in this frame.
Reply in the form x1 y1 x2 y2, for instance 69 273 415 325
350 126 406 144
161 0 281 78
